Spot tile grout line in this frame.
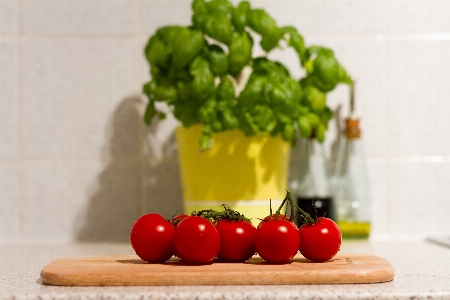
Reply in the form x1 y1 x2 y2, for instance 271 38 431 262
2 33 450 42
0 156 180 164
137 0 145 217
381 0 390 237
0 34 146 41
2 154 449 165
13 0 21 241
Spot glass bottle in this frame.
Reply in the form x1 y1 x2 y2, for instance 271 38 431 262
333 81 371 239
289 135 335 226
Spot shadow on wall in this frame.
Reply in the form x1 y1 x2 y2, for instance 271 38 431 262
141 105 183 219
75 95 183 243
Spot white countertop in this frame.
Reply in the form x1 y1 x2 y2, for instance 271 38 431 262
1 240 449 300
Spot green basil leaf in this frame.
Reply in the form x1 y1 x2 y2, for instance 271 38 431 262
221 109 239 130
192 13 207 29
232 1 251 32
228 32 253 75
173 100 199 127
143 80 156 98
176 81 191 102
244 105 277 133
270 77 301 115
297 115 311 138
198 97 218 123
282 124 295 143
315 123 326 142
217 77 236 100
145 35 170 69
303 85 326 113
207 44 229 76
312 48 340 91
247 9 281 52
238 75 266 108
144 100 157 125
192 0 207 14
172 28 205 69
306 47 353 92
338 64 353 84
199 133 215 150
202 13 233 45
206 0 233 15
189 57 215 101
321 106 333 124
307 113 320 128
150 66 162 81
281 26 306 66
211 120 224 132
152 85 178 103
156 26 182 44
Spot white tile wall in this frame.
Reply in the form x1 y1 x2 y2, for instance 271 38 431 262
1 0 450 242
19 39 140 159
0 42 17 160
256 0 385 35
140 0 192 34
386 1 450 34
386 39 450 156
0 1 16 36
19 0 138 35
0 163 16 241
366 159 387 241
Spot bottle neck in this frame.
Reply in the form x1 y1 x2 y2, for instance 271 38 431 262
294 137 331 198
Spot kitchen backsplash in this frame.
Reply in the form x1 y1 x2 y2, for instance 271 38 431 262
1 0 449 242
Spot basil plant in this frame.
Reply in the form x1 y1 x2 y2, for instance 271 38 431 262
143 0 352 149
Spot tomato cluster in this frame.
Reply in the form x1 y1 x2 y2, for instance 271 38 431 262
130 207 257 264
129 191 342 264
254 213 341 263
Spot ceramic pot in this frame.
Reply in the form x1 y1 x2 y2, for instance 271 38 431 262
176 125 290 225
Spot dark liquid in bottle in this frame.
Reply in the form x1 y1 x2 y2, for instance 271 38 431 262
295 197 335 226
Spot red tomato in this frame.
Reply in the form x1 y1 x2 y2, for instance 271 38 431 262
255 219 300 264
215 220 256 262
298 217 342 262
129 213 175 263
173 216 220 264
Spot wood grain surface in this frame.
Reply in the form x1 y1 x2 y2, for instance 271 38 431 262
40 254 394 286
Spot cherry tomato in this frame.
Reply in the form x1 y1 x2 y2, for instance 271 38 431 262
129 213 175 263
298 217 342 262
173 216 220 264
215 219 256 262
255 219 300 264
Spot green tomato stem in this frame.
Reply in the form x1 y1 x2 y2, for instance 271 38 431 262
192 205 251 223
285 189 316 224
274 197 287 220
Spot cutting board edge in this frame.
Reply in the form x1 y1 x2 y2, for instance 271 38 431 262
39 254 395 286
40 273 395 286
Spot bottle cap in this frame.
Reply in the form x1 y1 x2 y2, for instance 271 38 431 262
344 117 361 139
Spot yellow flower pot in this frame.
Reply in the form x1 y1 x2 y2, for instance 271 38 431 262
176 125 290 225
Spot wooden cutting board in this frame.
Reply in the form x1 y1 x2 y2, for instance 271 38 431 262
40 254 394 286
